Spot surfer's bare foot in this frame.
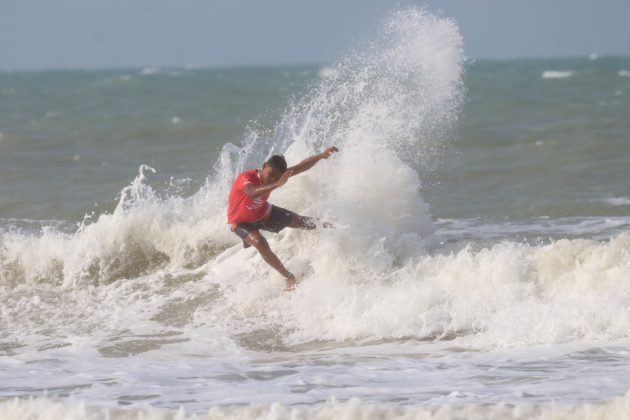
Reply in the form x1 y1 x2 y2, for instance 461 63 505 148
284 274 297 291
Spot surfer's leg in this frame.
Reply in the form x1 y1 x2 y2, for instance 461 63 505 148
288 214 334 230
261 206 316 231
244 230 296 290
288 214 317 230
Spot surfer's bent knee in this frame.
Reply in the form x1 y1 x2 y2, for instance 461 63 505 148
245 231 267 249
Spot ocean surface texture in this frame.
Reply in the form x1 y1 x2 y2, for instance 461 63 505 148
2 9 630 420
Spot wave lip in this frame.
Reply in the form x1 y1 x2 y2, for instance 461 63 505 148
542 70 573 79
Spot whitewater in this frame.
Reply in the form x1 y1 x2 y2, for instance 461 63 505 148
2 8 630 419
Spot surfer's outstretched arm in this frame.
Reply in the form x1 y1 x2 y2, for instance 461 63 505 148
288 147 339 176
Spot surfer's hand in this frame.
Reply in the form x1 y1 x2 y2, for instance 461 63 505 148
321 146 339 159
276 169 293 187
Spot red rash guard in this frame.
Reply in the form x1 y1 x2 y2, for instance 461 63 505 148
227 169 271 224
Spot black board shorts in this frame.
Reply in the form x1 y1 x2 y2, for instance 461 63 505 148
232 205 296 248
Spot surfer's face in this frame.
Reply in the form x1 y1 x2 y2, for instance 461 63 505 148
261 163 283 184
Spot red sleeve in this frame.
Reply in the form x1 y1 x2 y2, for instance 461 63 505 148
240 171 257 188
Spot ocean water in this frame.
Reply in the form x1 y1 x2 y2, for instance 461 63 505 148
2 8 630 419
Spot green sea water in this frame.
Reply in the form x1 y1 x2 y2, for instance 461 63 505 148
1 57 629 226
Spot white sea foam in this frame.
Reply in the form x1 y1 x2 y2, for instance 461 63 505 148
619 70 630 77
4 393 630 420
2 7 630 356
542 71 573 79
2 167 630 350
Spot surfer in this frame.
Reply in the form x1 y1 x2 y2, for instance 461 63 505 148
227 147 338 290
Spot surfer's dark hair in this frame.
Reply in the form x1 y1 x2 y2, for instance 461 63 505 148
266 155 287 173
